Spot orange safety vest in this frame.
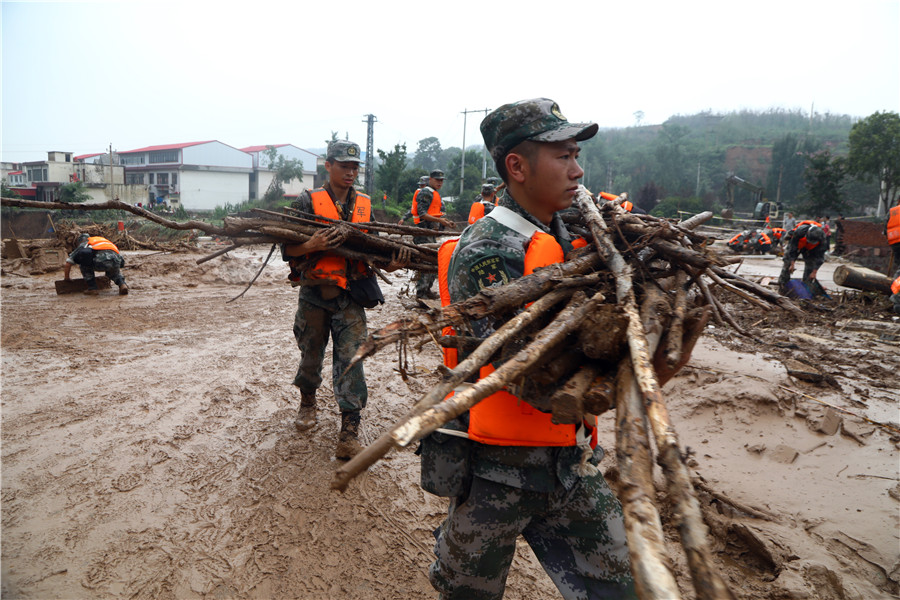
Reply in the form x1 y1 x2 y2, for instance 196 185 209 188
87 236 119 253
887 205 900 245
892 275 900 295
622 200 634 212
285 189 370 289
468 201 486 225
437 215 596 448
412 189 442 224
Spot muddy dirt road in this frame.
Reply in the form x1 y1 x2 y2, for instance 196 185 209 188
2 245 898 599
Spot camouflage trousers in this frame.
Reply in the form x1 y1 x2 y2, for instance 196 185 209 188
79 250 125 288
413 236 437 297
292 297 367 413
428 473 636 600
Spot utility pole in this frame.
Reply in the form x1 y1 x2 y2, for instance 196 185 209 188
362 114 377 195
696 161 701 197
460 108 491 198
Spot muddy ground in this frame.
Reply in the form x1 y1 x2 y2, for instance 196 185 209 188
2 242 898 599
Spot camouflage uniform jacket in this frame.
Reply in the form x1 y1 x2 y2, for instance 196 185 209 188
67 243 123 271
285 183 370 311
783 223 826 271
436 193 602 494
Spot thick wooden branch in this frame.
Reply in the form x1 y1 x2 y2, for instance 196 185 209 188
390 291 602 448
1 197 228 235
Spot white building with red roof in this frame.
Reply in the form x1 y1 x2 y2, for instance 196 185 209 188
117 140 252 211
239 144 321 201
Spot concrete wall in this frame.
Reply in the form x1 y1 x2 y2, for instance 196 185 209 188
180 170 249 211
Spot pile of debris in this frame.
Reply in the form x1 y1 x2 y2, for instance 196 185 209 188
331 186 807 600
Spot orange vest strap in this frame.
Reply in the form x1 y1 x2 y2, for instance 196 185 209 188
892 275 900 295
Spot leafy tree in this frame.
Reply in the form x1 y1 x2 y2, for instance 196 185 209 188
412 137 442 171
800 150 847 215
59 181 91 203
376 143 408 203
262 145 304 206
847 111 900 213
653 123 693 196
444 148 486 205
1 178 19 198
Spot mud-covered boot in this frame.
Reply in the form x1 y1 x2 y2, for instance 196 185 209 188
294 392 317 431
335 411 362 460
118 282 129 295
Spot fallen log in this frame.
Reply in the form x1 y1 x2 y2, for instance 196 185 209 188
832 264 894 294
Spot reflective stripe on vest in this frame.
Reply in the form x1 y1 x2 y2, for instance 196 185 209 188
437 216 595 447
468 201 485 225
413 189 442 224
87 236 119 253
887 206 900 245
622 200 634 212
302 189 370 289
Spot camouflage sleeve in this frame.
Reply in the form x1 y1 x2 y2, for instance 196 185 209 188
290 189 314 214
416 188 433 218
448 237 523 338
783 237 801 264
806 242 827 270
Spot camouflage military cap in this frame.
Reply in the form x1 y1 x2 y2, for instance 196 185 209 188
480 98 598 162
430 170 446 180
418 175 429 186
486 176 502 187
326 140 363 163
805 225 825 243
481 183 495 194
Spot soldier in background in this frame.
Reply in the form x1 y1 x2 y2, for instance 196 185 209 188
282 140 408 459
412 169 454 299
398 175 429 225
467 183 498 225
63 233 129 295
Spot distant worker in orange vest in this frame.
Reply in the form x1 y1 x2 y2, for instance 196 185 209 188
398 175 429 225
779 220 827 296
884 199 900 278
412 169 455 299
280 140 409 459
467 182 499 224
63 233 128 295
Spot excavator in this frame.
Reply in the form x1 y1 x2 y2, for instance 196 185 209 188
723 172 782 222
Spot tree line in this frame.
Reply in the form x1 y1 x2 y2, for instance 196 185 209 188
371 109 899 222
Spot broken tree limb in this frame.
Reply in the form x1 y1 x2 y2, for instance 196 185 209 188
331 287 577 491
705 269 771 310
575 187 735 600
1 197 229 235
390 291 602 448
709 265 804 317
616 287 682 600
665 270 689 370
345 253 603 371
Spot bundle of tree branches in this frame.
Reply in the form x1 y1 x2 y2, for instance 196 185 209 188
331 187 807 599
0 197 444 273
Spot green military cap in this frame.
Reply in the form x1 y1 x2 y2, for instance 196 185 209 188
480 98 598 162
327 140 363 163
481 183 495 194
430 169 446 180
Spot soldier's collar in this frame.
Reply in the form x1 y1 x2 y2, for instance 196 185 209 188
500 193 552 234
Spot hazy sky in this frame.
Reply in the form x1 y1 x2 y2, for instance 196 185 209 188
3 0 899 163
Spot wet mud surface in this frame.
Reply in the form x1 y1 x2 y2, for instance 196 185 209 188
2 245 898 599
